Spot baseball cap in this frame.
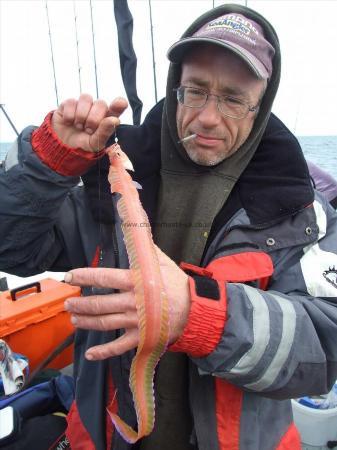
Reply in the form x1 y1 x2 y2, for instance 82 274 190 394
167 13 275 79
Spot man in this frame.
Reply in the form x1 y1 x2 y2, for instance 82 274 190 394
1 4 337 450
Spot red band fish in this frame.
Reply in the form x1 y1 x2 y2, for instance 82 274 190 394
106 143 170 443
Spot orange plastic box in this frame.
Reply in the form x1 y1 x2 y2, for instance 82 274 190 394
0 278 80 372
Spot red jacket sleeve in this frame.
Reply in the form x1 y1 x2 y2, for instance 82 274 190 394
169 252 273 357
31 112 105 177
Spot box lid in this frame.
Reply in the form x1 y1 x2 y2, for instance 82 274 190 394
0 278 80 336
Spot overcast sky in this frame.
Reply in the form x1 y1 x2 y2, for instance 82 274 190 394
1 0 337 142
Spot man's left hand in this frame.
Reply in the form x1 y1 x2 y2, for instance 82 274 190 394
64 247 190 361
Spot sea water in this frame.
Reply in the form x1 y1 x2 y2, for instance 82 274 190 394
297 136 337 179
1 136 337 179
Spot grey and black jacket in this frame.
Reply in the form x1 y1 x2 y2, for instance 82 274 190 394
1 102 337 450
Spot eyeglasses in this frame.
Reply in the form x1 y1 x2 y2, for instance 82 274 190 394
174 86 258 120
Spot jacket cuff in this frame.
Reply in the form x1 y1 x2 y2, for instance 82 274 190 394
169 275 227 357
31 111 105 177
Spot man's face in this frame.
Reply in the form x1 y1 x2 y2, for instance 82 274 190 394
176 45 267 166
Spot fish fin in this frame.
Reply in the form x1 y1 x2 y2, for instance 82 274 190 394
108 167 123 195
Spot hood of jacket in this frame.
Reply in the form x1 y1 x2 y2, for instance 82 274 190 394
154 3 282 265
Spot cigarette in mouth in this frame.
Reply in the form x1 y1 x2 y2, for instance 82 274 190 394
178 134 197 144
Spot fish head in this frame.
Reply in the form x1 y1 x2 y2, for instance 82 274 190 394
106 144 134 172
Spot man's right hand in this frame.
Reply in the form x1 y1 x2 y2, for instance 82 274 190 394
51 94 128 152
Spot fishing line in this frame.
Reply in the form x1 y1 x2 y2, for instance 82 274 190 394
97 127 119 265
97 133 103 264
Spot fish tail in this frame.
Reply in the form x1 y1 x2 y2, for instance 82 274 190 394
107 409 139 444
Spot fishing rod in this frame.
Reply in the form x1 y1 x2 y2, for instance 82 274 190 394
0 105 18 137
73 1 82 94
89 0 99 99
148 0 158 103
45 1 59 107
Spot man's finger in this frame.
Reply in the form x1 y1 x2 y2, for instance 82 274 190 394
70 310 138 331
108 97 128 117
84 99 109 134
85 330 139 360
74 93 93 129
60 98 77 126
89 116 121 151
65 267 133 290
64 291 135 315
